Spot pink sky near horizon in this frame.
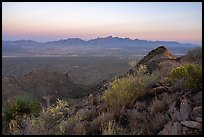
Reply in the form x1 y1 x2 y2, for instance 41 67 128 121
2 2 202 45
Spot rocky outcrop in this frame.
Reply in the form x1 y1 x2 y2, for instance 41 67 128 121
158 96 202 135
136 46 177 73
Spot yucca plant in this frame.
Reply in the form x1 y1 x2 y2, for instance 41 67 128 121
2 95 41 132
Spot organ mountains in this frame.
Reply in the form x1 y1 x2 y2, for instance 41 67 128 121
2 36 200 57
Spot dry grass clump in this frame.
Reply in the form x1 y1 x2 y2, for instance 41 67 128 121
71 121 90 135
101 120 129 135
86 112 115 135
76 107 99 122
128 110 151 135
151 60 181 83
184 47 202 65
17 98 71 135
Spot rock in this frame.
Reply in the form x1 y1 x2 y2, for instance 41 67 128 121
191 106 202 121
146 62 159 74
181 121 202 129
168 102 176 114
148 86 167 95
171 122 182 135
157 121 173 135
157 121 182 135
180 99 191 121
192 91 202 105
172 110 182 122
192 106 202 114
168 87 182 93
182 126 189 135
127 109 138 118
136 46 177 73
85 94 97 106
134 101 146 112
168 102 182 121
195 118 202 123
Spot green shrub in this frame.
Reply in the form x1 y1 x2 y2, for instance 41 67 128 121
2 95 41 132
102 76 138 109
167 64 202 90
102 65 156 109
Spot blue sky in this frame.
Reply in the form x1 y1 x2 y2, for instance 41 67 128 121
2 2 202 45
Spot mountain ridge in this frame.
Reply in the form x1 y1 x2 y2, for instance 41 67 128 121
2 36 200 57
2 36 200 46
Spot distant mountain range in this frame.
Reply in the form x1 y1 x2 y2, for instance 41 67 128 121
2 36 200 57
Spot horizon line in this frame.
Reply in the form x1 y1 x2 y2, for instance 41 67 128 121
2 35 201 46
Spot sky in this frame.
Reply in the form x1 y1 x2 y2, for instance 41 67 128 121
2 2 202 45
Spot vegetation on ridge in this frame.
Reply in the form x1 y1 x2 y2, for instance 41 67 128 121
2 47 202 135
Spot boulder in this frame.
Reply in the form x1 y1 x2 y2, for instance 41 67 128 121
195 118 202 123
171 122 182 135
191 106 202 121
157 121 182 135
168 102 176 115
182 126 189 135
180 99 191 121
172 110 182 122
181 121 202 129
168 102 182 121
192 91 202 105
157 121 173 135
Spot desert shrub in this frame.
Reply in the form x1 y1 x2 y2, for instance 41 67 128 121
101 120 115 135
87 112 115 135
101 120 128 135
152 60 181 83
2 95 41 133
53 115 80 135
40 99 70 131
150 99 166 115
128 60 138 68
102 65 156 109
185 47 202 65
167 64 202 90
76 107 99 122
137 64 149 74
128 110 151 135
19 98 71 135
102 76 140 109
148 112 170 134
71 121 89 135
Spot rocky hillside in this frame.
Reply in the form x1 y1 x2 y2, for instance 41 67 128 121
2 69 89 107
2 46 202 135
